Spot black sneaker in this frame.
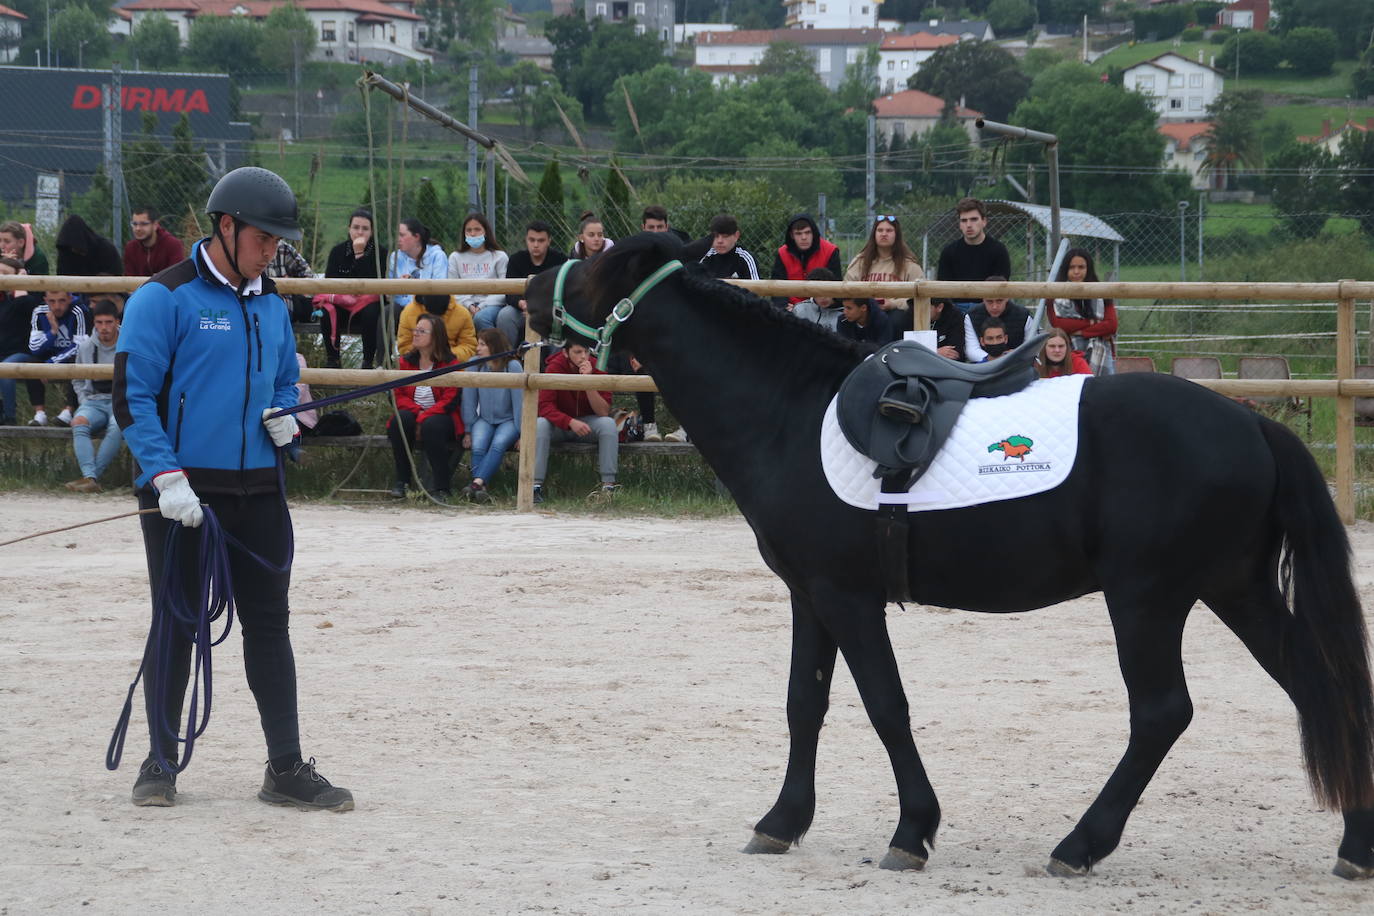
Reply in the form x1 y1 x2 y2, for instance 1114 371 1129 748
388 481 407 499
258 757 354 812
532 484 544 505
132 756 177 807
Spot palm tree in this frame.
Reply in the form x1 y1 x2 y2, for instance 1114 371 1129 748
1200 89 1265 190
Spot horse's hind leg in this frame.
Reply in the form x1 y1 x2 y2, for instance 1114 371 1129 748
747 593 838 854
1049 596 1195 876
1207 585 1374 880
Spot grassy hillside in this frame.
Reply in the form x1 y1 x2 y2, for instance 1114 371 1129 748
1095 39 1359 98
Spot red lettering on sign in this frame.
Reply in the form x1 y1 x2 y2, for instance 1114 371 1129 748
124 87 154 110
152 88 186 112
184 90 209 114
71 85 101 109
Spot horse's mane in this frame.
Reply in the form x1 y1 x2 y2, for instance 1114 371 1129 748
584 232 874 365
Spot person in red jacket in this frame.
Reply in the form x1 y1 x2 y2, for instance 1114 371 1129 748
385 313 464 501
122 207 187 277
533 341 618 503
769 213 841 308
1038 328 1094 378
1046 248 1117 375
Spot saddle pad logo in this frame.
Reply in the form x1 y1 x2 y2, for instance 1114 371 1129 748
982 434 1052 475
199 307 232 332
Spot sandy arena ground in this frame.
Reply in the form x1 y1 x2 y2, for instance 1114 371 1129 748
2 493 1373 914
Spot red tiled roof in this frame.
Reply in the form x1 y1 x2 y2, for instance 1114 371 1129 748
1298 119 1372 144
872 89 981 120
880 33 959 51
1158 121 1212 152
699 28 885 46
124 0 421 21
0 3 29 18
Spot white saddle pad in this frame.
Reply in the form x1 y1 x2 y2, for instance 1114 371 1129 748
820 374 1089 512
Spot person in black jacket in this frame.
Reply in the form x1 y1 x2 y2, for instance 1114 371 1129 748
929 297 965 361
837 296 897 345
497 220 568 349
55 214 123 277
935 198 1011 315
682 213 761 281
314 208 389 368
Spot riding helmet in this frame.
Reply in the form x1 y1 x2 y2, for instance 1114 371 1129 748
204 167 302 240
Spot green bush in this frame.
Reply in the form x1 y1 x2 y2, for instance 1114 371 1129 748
1209 29 1234 45
1181 27 1206 42
1219 30 1282 75
1281 27 1339 77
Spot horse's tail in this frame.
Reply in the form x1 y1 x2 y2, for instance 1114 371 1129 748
1261 417 1374 811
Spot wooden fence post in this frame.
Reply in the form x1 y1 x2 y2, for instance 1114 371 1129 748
1337 286 1356 525
516 325 541 513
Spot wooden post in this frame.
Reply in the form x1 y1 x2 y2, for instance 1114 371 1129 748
1336 288 1356 524
516 325 542 513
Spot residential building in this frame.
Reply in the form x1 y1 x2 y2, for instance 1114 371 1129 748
1216 0 1269 30
1298 118 1374 156
872 88 982 143
1123 52 1224 122
783 0 880 30
585 0 675 46
1159 121 1215 190
119 0 429 65
695 28 885 89
877 31 957 94
0 4 25 64
675 22 737 45
901 19 994 42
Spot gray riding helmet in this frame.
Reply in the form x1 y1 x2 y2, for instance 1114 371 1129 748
204 167 302 240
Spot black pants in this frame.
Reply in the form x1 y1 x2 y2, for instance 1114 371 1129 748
137 488 300 762
320 301 382 369
387 410 457 490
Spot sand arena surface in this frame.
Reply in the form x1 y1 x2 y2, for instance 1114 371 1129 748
1 493 1373 914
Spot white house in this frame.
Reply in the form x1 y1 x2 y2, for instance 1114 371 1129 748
1298 118 1374 156
694 28 884 90
1159 121 1215 190
0 3 26 63
1123 52 1224 122
877 31 957 94
783 0 881 30
120 0 430 65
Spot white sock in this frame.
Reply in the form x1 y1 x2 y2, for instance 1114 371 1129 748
33 410 47 423
57 408 72 423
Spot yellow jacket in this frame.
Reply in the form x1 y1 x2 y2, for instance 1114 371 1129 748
396 297 477 362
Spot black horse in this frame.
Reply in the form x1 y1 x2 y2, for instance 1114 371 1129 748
526 232 1374 879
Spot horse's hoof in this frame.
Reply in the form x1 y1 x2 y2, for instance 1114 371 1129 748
742 832 791 855
879 846 927 871
1333 857 1374 880
1046 858 1090 878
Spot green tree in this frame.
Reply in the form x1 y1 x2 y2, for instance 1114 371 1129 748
988 0 1036 33
259 3 317 74
1267 142 1339 238
754 42 820 81
187 15 263 77
1338 129 1374 237
1272 0 1374 59
1279 27 1339 76
536 158 566 230
600 158 634 241
610 65 718 151
166 114 210 224
909 41 1031 122
655 175 799 255
564 20 663 121
412 178 451 246
50 5 110 66
546 13 592 89
835 46 881 112
1037 0 1102 20
906 123 979 199
531 81 584 143
1219 30 1282 76
419 0 500 50
129 12 181 70
1200 90 1265 190
1355 46 1374 97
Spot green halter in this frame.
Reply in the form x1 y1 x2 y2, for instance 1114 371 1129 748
548 257 684 370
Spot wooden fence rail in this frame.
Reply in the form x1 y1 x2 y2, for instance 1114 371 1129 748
1 275 1370 520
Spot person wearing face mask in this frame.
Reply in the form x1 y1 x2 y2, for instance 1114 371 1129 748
396 293 477 362
448 213 509 320
977 319 1010 361
963 277 1034 363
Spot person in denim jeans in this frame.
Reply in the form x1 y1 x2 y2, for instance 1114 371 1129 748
65 298 125 491
459 328 523 503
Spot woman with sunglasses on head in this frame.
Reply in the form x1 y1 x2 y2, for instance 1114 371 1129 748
844 215 924 334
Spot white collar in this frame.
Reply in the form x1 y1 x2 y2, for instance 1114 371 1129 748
201 243 264 296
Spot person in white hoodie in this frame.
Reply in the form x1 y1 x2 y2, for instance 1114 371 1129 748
449 213 509 324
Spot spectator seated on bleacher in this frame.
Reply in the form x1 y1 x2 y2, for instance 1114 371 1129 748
387 218 448 332
123 206 186 277
791 267 843 332
65 298 126 492
315 208 389 370
0 256 42 425
490 220 568 352
978 318 1010 362
836 296 897 346
1038 327 1093 378
55 214 123 277
449 213 509 330
385 313 464 502
0 220 49 276
397 294 477 364
569 212 613 260
845 214 924 335
267 237 316 326
4 289 86 426
459 328 524 504
963 278 1034 365
533 341 618 504
769 213 840 309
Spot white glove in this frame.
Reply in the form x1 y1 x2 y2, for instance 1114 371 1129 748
154 470 203 528
262 408 299 447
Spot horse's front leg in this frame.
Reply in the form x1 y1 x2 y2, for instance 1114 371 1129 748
830 590 940 870
746 592 838 854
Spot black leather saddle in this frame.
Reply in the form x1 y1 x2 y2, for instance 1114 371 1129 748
835 332 1047 602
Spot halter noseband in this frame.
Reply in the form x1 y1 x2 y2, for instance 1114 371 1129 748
548 257 683 370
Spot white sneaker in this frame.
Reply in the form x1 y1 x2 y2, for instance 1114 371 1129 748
29 411 48 427
664 427 689 443
55 408 73 427
642 422 662 441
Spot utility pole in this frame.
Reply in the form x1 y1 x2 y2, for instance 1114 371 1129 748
467 65 479 210
108 64 125 247
1177 200 1189 282
865 113 875 226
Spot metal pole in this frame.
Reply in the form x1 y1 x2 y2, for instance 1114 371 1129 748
977 118 1060 258
865 114 875 226
45 0 50 67
110 63 124 247
467 65 479 210
1177 200 1189 282
1197 193 1204 280
485 149 496 228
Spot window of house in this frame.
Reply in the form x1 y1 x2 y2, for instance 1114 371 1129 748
1189 72 1203 88
635 23 645 35
635 2 645 14
1170 98 1183 109
1136 74 1154 90
347 26 355 42
901 59 909 70
817 48 831 72
596 2 607 14
1165 150 1174 161
321 20 336 42
887 60 895 70
1189 96 1202 110
1169 73 1184 88
862 4 869 13
389 24 396 43
819 3 827 12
